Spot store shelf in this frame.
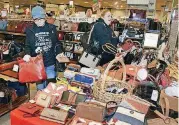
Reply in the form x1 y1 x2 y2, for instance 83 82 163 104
58 30 85 33
0 31 26 36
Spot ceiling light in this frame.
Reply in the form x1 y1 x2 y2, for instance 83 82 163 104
121 5 123 7
84 1 89 3
69 0 73 6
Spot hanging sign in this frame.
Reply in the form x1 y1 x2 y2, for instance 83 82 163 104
66 17 95 23
92 2 100 12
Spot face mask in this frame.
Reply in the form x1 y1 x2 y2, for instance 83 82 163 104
103 12 112 25
35 19 45 27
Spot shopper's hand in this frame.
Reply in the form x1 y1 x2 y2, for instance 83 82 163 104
23 55 31 62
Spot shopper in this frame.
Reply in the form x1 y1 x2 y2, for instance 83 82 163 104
91 9 119 66
24 6 63 90
46 11 56 24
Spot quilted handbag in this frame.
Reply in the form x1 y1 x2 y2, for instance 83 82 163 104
40 108 68 124
18 55 47 83
73 73 95 86
0 20 7 31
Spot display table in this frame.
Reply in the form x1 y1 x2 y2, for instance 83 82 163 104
10 108 61 125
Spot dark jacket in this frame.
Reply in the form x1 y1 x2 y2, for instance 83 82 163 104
91 18 118 65
25 22 62 67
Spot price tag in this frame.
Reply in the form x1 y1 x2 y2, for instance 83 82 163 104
151 90 158 101
13 64 19 72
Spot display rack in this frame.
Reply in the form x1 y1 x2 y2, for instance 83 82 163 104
0 31 26 36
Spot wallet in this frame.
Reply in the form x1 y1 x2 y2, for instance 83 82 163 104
40 108 68 124
60 91 86 105
18 103 40 115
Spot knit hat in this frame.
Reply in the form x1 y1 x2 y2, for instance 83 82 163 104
32 6 46 19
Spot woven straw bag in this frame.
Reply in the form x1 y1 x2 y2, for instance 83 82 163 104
93 57 132 103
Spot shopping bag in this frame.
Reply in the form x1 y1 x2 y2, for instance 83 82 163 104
18 55 47 83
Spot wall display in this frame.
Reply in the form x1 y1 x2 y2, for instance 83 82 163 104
144 33 159 48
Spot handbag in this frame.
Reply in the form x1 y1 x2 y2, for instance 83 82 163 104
73 73 95 86
71 23 79 31
18 54 47 83
0 61 18 71
18 103 40 115
56 54 69 63
147 97 178 125
109 106 145 125
74 43 84 54
76 102 106 122
60 91 86 105
35 91 52 108
64 70 76 79
40 108 68 124
79 51 101 68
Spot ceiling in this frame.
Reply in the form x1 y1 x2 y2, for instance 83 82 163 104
0 0 177 10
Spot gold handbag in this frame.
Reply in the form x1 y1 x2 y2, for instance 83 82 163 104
36 92 52 108
40 108 68 124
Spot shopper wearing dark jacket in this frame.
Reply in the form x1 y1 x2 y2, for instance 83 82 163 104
91 9 118 66
24 6 63 90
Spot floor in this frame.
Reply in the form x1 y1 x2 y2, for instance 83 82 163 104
0 84 37 125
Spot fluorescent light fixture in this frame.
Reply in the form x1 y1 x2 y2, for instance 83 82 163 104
69 0 73 6
114 2 118 5
84 1 89 3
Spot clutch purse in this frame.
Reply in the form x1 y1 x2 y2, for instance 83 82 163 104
73 73 95 86
40 108 68 124
18 103 40 115
76 102 106 122
60 91 86 105
36 91 52 108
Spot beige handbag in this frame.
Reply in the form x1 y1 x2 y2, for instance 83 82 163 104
40 108 68 124
147 97 178 125
36 92 52 108
56 54 70 63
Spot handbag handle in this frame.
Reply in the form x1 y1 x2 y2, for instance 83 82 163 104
101 57 127 90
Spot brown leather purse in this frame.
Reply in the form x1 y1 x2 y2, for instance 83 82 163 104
7 21 18 32
18 103 41 115
0 61 18 71
76 102 106 122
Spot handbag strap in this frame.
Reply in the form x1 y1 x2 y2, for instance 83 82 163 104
102 43 117 55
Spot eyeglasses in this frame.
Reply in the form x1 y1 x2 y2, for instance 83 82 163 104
33 18 44 22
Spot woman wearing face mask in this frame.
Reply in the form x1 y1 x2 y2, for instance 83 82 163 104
24 6 63 90
90 9 119 66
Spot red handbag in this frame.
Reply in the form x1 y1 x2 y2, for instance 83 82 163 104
18 55 47 83
58 31 64 40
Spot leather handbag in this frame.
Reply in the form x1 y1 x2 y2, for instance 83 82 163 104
60 91 86 105
74 43 84 54
61 21 72 31
40 108 68 124
18 54 47 83
121 39 134 51
70 116 102 125
64 33 75 41
71 23 79 31
76 102 106 122
36 91 52 108
7 21 17 32
63 42 74 52
0 61 18 71
147 97 178 125
56 54 69 63
73 73 95 86
15 21 24 33
79 51 101 68
22 21 33 33
18 103 41 115
109 106 145 125
125 95 151 114
58 31 65 41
